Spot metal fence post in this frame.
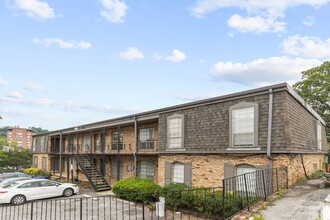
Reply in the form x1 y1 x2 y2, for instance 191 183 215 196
222 179 226 219
261 170 267 200
142 193 145 220
243 174 250 211
30 202 34 220
80 198 83 220
285 166 289 189
275 168 279 191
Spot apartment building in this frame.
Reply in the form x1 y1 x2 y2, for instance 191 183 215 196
7 127 35 149
31 83 327 191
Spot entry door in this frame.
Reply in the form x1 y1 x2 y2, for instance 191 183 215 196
111 160 122 181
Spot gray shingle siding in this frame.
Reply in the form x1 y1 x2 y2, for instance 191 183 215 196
158 90 326 154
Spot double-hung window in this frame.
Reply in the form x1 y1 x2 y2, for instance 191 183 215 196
172 162 184 183
139 128 154 149
167 114 184 149
112 132 123 150
82 135 90 152
230 102 258 148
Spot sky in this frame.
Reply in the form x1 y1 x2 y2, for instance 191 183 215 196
0 0 330 131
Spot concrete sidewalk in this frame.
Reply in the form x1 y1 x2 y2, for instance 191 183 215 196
261 179 330 220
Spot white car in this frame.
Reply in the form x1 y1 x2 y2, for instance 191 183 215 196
0 179 79 205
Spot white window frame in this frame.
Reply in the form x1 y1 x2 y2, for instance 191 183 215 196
229 102 259 149
172 162 184 183
167 114 184 149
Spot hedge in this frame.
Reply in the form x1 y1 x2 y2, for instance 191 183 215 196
24 168 51 177
112 177 161 203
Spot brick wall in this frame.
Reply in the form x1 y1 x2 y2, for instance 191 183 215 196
158 153 324 188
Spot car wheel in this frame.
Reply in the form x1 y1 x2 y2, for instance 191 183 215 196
11 195 26 205
63 188 74 197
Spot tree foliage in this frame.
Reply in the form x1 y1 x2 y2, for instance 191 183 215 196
293 61 330 143
0 148 32 172
29 126 49 134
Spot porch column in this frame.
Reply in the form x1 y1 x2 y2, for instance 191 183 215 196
59 132 63 179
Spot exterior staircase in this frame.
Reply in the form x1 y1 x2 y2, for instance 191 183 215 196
74 154 110 192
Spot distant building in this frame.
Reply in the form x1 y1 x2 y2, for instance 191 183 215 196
7 126 35 149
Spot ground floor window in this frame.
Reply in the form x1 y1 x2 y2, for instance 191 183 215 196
172 162 184 183
138 161 154 180
42 157 47 170
165 161 192 186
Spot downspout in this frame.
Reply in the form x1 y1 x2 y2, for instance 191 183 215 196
267 89 273 168
134 116 138 177
59 132 63 179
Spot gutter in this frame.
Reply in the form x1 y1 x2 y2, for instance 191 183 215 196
267 89 273 167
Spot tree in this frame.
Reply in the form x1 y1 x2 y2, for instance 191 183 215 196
293 61 330 143
29 126 49 134
0 148 32 172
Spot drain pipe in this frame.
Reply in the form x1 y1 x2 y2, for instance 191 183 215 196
134 116 138 177
267 89 273 168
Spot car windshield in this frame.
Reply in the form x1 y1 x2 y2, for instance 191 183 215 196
1 182 19 189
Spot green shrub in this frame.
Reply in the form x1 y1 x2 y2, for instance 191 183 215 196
24 168 51 177
112 177 161 203
158 183 190 210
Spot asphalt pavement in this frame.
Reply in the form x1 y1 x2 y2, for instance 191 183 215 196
260 179 330 220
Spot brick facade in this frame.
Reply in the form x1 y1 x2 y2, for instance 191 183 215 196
158 154 324 188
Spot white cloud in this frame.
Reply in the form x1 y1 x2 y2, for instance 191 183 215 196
158 49 186 63
119 47 144 60
0 77 9 87
211 56 321 86
32 98 54 106
100 0 128 23
62 101 140 113
33 38 92 49
15 0 55 20
7 91 23 99
190 0 330 33
302 16 315 26
175 92 224 101
282 35 330 58
227 14 286 33
190 0 330 18
24 82 43 92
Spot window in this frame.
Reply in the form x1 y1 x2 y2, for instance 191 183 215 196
229 102 258 148
42 157 47 170
139 128 154 149
112 132 123 150
317 121 322 150
40 137 46 152
34 156 38 168
138 161 154 180
40 181 57 187
19 181 39 188
172 162 184 183
82 134 91 151
167 114 184 149
165 161 191 186
236 164 256 194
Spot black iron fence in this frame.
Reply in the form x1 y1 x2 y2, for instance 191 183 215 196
0 167 288 220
